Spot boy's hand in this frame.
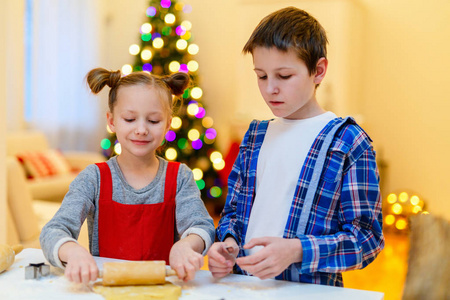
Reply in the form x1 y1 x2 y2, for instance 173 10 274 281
59 241 98 284
207 237 239 278
235 237 302 280
169 234 204 282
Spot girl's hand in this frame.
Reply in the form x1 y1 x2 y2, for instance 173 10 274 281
59 241 98 284
235 237 302 280
207 237 239 278
169 234 204 282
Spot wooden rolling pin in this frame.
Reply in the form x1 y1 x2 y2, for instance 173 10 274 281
0 244 23 274
100 261 177 286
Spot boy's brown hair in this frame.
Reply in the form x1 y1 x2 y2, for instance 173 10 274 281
243 7 328 75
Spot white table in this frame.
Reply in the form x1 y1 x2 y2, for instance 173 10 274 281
0 248 384 300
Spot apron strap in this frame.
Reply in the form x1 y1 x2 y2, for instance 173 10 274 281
95 162 112 204
164 162 180 203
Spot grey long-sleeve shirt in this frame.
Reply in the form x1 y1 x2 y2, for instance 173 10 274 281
40 156 215 268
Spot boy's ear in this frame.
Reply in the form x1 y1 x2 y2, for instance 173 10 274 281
314 57 328 84
106 112 116 133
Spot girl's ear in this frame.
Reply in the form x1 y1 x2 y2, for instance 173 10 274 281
314 57 328 84
106 112 116 133
166 116 172 132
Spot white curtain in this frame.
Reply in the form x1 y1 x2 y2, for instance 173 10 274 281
27 0 104 151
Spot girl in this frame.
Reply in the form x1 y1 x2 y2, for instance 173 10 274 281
40 68 215 284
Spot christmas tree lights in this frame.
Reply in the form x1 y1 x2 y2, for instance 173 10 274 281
101 0 226 208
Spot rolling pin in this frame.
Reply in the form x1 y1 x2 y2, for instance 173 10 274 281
100 261 177 286
0 244 23 274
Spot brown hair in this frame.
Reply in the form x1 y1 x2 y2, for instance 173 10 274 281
242 7 328 75
86 68 190 114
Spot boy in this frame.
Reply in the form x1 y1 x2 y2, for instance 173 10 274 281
207 7 384 286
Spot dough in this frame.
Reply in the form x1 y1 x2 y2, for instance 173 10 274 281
93 281 182 300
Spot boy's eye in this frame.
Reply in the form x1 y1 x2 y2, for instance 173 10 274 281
257 75 267 80
124 118 134 122
279 75 292 79
149 120 160 124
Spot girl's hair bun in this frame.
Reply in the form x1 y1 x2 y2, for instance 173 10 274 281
163 72 190 96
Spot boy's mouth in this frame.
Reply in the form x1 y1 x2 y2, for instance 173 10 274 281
269 101 284 106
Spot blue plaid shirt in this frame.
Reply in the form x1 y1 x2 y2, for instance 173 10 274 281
217 117 384 286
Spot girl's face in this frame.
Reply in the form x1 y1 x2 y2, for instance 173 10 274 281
252 47 327 119
107 84 171 160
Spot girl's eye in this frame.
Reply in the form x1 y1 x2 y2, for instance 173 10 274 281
149 120 160 124
124 119 134 122
257 75 267 80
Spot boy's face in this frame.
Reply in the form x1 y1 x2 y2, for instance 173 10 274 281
252 47 326 119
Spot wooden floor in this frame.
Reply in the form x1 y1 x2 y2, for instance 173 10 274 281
203 214 409 300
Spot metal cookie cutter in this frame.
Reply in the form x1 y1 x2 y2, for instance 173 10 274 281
25 262 50 279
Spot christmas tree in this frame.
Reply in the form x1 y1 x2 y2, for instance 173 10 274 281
100 0 226 212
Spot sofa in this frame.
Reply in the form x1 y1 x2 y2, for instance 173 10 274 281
6 130 104 248
7 130 106 202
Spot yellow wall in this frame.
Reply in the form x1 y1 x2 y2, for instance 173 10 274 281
358 0 450 219
2 0 449 233
0 0 7 243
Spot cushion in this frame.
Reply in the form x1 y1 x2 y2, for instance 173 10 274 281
16 150 72 179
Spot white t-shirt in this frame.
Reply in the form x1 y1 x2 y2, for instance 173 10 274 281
244 111 336 255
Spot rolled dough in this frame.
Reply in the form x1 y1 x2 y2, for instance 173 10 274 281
93 281 181 300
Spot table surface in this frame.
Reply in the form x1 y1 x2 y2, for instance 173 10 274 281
0 248 384 300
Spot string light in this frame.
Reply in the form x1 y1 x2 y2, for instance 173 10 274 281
195 107 206 118
210 151 222 164
171 116 182 129
202 117 214 128
143 63 152 72
176 39 188 50
383 191 428 234
165 130 176 142
101 139 111 150
129 44 140 55
140 23 152 34
175 26 187 36
160 0 171 9
106 124 113 134
192 168 203 180
187 60 199 72
190 87 203 99
164 13 176 24
121 64 133 75
174 2 184 11
114 143 122 155
141 49 153 61
153 37 164 49
165 148 177 160
146 6 157 17
188 129 200 141
181 21 192 30
213 160 225 171
187 44 199 55
399 192 408 203
192 139 203 150
179 64 188 73
169 61 180 73
187 103 199 115
196 179 205 190
181 32 191 40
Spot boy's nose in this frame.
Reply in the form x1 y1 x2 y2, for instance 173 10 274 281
266 80 279 94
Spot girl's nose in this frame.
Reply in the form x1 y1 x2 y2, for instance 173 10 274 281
135 122 148 135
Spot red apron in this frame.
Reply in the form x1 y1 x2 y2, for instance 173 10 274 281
96 161 180 264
